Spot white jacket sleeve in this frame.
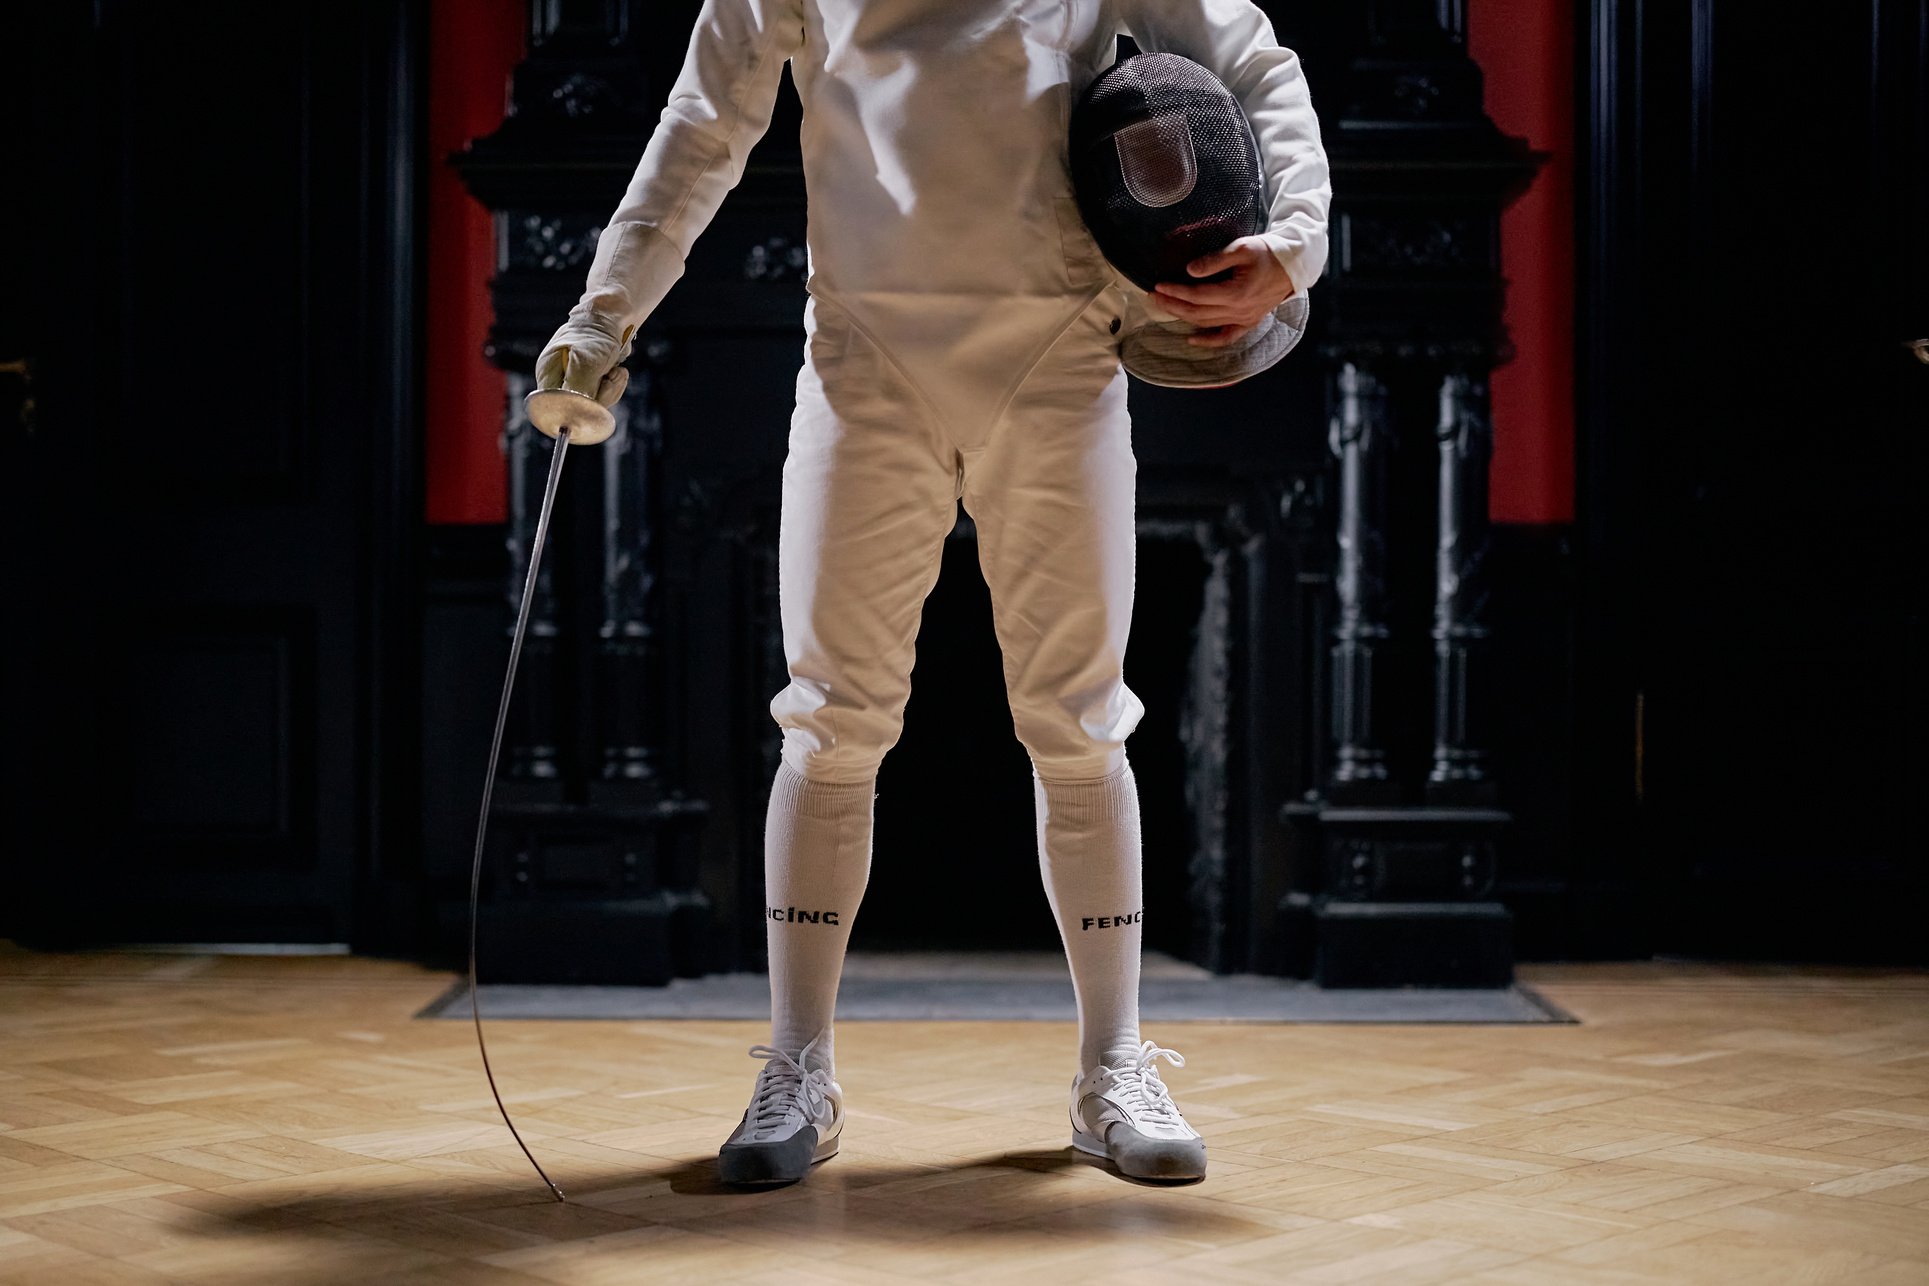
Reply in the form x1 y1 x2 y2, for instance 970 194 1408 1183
568 0 807 337
1113 0 1332 296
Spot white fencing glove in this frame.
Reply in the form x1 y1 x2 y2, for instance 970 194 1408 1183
531 222 685 446
532 309 634 447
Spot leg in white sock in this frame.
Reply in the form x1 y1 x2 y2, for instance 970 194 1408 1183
763 759 876 1075
1033 756 1146 1074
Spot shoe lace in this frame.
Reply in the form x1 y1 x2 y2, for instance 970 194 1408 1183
744 1041 832 1132
1097 1040 1187 1128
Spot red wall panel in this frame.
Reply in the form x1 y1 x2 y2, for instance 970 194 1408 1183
1469 0 1577 525
424 0 525 525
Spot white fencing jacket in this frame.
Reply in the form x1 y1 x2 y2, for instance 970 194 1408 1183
569 0 1331 438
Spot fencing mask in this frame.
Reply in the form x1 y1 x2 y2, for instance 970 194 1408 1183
1070 52 1310 389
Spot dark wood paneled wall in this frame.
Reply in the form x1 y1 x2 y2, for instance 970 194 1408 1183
7 2 426 948
1572 0 1926 961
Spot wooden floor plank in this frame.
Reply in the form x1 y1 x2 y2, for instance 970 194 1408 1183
2 944 1926 1281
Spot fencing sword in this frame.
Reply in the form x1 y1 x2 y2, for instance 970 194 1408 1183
466 386 616 1205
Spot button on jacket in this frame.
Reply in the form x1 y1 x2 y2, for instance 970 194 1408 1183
568 0 1332 440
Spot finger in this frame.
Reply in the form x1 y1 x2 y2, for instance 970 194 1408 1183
595 364 631 408
1149 290 1213 321
1186 244 1245 277
1157 293 1250 327
1155 279 1238 305
1187 323 1254 349
1155 286 1262 322
535 346 570 391
1193 237 1269 276
562 345 610 399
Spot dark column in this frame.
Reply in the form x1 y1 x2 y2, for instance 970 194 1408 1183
597 369 661 789
1275 0 1536 987
1327 361 1396 800
1429 369 1497 802
451 1 713 983
503 388 562 786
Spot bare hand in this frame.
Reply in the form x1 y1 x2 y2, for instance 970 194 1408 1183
1151 236 1295 348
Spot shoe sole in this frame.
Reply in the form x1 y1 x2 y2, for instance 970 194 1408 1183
1070 1128 1110 1160
1071 1127 1206 1181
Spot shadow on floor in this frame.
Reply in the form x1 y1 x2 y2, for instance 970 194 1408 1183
176 1146 1231 1281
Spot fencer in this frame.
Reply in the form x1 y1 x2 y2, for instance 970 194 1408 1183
534 0 1330 1186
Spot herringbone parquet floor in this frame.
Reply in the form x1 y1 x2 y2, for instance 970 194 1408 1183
1 944 1926 1283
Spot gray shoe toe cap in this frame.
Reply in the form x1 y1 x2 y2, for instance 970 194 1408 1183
719 1130 818 1186
1110 1129 1207 1181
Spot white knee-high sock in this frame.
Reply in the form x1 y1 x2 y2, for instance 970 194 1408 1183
1033 758 1145 1074
764 760 875 1075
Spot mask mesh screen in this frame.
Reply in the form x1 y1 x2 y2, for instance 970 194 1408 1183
1070 53 1267 291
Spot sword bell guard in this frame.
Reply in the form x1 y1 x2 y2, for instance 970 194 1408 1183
525 387 616 446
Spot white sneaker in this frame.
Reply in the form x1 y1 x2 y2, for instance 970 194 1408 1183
1069 1040 1207 1180
718 1033 844 1186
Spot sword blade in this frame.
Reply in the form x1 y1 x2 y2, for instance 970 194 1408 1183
468 423 573 1202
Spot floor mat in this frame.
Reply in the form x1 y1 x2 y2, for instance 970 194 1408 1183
422 951 1576 1024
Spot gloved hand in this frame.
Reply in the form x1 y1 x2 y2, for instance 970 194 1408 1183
529 220 688 445
531 306 637 443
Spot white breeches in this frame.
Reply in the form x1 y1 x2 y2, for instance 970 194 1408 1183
769 284 1147 785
